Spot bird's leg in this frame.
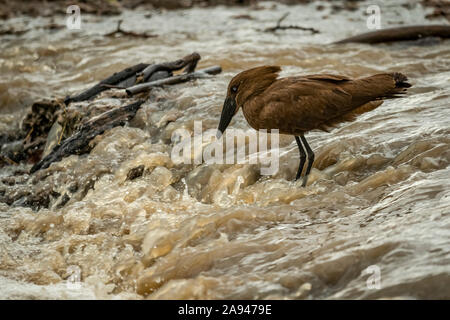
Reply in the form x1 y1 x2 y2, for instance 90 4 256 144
300 134 315 187
295 136 306 181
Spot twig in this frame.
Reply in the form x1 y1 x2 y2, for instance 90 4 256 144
264 13 319 34
104 20 157 38
24 127 34 142
126 66 222 96
276 13 289 28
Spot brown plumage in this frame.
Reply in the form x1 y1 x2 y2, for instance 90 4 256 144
218 66 411 186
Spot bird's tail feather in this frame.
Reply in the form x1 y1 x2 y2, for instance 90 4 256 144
358 72 411 101
391 72 411 88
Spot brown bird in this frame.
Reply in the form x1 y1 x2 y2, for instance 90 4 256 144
217 66 411 186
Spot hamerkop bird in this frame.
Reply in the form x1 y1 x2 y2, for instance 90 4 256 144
217 66 411 186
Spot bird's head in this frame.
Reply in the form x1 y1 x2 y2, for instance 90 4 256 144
217 65 281 137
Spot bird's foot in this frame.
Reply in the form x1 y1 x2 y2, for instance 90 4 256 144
294 175 309 187
301 175 309 187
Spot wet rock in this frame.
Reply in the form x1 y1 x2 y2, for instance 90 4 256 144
156 110 182 128
149 166 174 190
126 165 145 181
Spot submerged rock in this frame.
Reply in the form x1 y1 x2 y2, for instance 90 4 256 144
126 165 145 181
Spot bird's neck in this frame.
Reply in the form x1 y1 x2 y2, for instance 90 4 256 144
240 81 274 130
237 77 276 113
241 97 263 130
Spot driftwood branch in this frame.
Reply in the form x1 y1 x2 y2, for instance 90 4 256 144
64 53 202 104
126 66 222 96
334 25 450 44
138 52 201 82
105 20 157 38
64 63 149 104
265 13 319 34
30 100 145 173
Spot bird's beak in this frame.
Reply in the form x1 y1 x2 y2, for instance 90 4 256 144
217 97 236 138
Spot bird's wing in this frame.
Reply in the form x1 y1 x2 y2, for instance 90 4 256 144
297 74 351 82
257 77 357 133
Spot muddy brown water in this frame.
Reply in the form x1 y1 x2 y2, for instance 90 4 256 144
0 1 449 299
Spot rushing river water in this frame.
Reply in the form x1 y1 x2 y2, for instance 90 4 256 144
0 0 449 299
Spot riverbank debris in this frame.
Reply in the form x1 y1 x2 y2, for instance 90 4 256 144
20 52 221 175
30 100 145 173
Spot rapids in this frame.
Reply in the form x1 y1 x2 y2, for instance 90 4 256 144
0 0 449 299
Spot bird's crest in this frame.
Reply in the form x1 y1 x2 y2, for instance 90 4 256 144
230 66 281 105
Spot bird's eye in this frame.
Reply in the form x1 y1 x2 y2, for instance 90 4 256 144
231 86 238 93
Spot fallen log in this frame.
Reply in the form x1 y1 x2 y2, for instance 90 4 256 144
30 100 145 173
64 63 149 104
126 65 222 96
334 25 450 44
